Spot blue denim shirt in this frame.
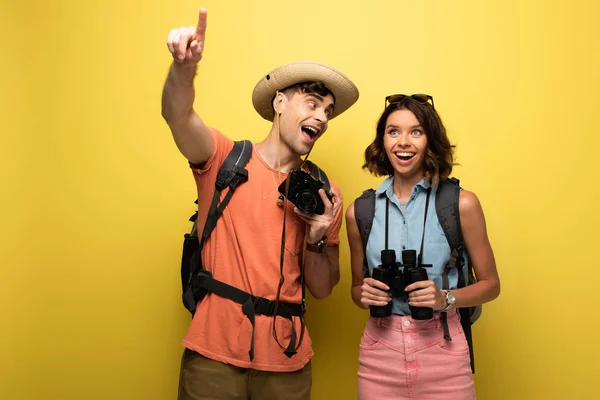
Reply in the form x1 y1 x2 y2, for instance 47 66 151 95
365 177 469 316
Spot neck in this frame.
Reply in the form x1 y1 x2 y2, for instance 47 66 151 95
255 124 303 173
393 173 425 201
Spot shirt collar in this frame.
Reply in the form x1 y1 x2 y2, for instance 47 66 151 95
375 176 430 198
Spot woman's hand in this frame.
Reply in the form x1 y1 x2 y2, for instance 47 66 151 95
405 280 446 310
361 278 392 307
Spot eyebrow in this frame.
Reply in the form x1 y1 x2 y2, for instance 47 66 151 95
386 124 423 129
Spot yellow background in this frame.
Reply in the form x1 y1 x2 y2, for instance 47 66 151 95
2 0 598 399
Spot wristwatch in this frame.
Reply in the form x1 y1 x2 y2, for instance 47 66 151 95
306 235 328 254
441 290 456 312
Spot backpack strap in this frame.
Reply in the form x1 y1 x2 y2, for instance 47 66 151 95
305 160 331 191
189 199 199 237
193 271 304 361
354 189 377 278
200 140 253 249
182 140 252 315
436 178 466 290
185 141 306 361
435 177 476 373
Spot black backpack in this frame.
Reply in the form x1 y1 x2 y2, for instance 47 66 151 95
180 140 253 315
179 140 331 361
353 178 480 373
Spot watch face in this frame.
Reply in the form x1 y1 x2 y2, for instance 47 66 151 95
447 292 456 305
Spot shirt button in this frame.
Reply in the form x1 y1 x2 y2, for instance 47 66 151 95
403 320 411 327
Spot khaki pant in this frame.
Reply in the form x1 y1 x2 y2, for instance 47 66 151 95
178 349 312 400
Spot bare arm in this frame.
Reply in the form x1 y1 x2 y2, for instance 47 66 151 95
347 203 368 308
303 245 340 300
300 189 342 299
449 190 501 308
346 202 392 310
161 8 213 165
406 190 501 310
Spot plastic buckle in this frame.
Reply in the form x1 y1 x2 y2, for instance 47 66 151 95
253 297 276 316
215 176 228 190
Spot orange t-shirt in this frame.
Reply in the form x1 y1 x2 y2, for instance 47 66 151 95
182 127 343 372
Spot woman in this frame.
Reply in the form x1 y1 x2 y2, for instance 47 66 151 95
346 94 500 399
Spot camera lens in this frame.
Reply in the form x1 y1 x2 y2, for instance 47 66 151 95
296 191 318 213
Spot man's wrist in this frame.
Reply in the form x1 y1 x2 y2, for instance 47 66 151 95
306 235 328 254
307 229 326 245
171 62 198 79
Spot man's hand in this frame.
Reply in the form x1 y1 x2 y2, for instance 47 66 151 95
294 188 341 244
166 8 207 64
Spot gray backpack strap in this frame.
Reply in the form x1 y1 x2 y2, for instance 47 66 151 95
353 189 376 278
305 160 331 191
435 177 477 374
435 178 466 289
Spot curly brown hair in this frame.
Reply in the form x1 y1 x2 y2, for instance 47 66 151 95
363 97 456 186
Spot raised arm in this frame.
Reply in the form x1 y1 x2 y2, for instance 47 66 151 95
161 8 213 165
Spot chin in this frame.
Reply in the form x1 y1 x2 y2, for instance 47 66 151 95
295 142 312 156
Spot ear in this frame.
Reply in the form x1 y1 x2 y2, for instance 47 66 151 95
272 90 285 115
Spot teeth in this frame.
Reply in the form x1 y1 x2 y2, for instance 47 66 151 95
396 152 415 157
302 125 319 137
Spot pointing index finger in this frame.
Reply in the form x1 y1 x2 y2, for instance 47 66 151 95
196 8 207 37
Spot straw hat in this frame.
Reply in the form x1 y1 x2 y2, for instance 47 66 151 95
252 61 359 121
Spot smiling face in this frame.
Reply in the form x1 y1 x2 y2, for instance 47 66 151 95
363 97 455 186
383 109 428 181
274 83 335 156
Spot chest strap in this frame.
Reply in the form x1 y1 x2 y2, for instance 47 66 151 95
193 271 304 361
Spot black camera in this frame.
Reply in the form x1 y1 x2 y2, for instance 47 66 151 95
369 249 433 320
278 168 333 215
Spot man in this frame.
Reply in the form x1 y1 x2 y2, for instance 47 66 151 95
162 8 359 400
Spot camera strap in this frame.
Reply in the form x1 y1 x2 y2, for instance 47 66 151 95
417 187 432 266
385 195 390 250
383 186 431 264
272 175 306 358
269 112 311 358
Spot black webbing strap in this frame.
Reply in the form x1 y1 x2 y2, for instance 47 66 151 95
441 247 465 342
417 187 432 266
194 274 303 361
200 141 251 249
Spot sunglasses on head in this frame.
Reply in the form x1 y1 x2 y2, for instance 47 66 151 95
385 94 435 109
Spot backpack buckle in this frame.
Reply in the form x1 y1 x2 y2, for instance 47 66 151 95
253 297 276 316
229 168 249 189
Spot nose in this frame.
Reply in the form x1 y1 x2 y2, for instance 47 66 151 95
315 108 329 123
397 132 410 147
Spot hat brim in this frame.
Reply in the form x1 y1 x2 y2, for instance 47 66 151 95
252 61 359 122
